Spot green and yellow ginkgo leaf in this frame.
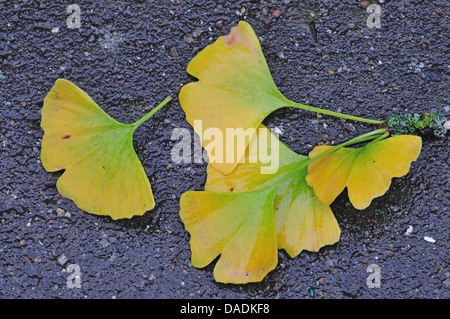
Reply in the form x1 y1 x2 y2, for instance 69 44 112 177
205 125 340 258
179 21 290 175
306 135 422 210
179 21 382 176
41 79 171 220
179 186 278 284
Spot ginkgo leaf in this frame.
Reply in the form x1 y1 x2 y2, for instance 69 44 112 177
179 21 290 175
306 135 422 210
205 125 340 258
40 78 171 220
179 186 278 284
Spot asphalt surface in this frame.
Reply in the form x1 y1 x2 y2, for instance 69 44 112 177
0 0 448 299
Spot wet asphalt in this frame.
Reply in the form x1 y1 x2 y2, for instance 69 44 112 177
0 0 448 299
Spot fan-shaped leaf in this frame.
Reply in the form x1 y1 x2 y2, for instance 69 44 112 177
179 187 278 284
306 135 422 209
179 21 289 175
41 79 170 219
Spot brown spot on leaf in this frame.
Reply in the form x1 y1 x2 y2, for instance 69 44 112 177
226 34 237 46
61 135 71 141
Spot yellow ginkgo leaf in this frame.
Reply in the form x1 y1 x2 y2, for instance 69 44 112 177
179 21 290 175
179 186 278 284
205 125 340 258
41 79 171 219
306 135 422 210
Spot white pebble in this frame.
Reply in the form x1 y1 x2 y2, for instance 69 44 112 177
57 254 68 266
405 225 413 235
424 236 436 243
271 126 284 136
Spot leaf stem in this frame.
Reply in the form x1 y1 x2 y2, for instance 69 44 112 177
133 95 173 128
271 128 388 189
366 130 390 146
301 128 387 168
286 100 384 125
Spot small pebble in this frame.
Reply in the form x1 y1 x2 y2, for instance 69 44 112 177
405 225 413 235
183 34 194 43
271 126 284 136
193 27 203 37
424 236 436 243
57 253 68 266
88 34 97 42
273 9 281 17
56 207 65 216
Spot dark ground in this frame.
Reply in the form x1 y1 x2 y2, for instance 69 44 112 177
0 0 448 299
